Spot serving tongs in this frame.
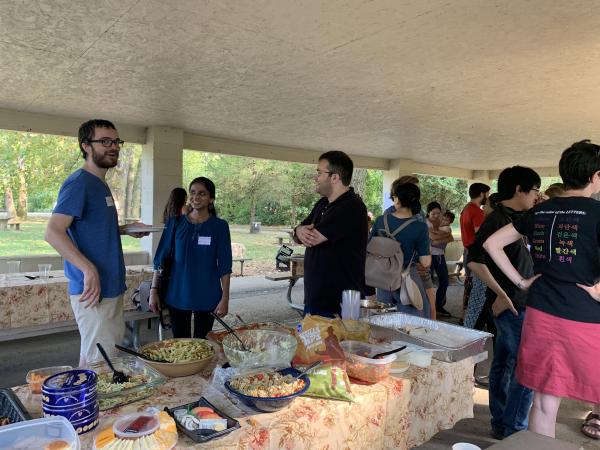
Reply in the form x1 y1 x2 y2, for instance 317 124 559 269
96 342 130 383
211 312 249 351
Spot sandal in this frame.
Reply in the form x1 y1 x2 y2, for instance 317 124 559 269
581 412 600 440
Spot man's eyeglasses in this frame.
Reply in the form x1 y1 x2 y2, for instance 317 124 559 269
316 170 333 177
88 138 124 148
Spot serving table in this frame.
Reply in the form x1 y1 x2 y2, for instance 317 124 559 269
0 266 155 342
13 355 475 449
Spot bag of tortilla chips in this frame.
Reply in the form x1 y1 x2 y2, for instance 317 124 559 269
294 314 346 365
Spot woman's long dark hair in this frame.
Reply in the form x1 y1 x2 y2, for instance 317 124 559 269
162 187 187 223
189 176 217 216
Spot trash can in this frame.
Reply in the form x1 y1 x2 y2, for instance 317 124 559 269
250 221 262 233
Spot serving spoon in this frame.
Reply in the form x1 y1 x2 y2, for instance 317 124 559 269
371 345 407 359
211 312 249 351
96 343 130 383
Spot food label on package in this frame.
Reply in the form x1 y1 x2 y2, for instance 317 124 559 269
298 326 323 350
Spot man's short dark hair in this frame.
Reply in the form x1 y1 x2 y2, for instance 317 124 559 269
497 166 541 200
559 140 600 190
468 182 491 199
319 150 353 186
78 119 117 159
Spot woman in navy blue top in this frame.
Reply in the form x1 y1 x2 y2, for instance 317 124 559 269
369 182 432 318
149 177 232 339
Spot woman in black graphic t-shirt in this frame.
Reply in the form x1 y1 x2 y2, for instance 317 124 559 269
483 140 600 440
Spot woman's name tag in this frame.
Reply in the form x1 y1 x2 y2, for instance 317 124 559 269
198 236 211 246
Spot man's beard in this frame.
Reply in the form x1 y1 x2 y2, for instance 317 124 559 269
481 196 487 206
91 149 118 168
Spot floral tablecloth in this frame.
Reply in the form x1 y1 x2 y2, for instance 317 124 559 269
14 356 475 450
0 266 153 330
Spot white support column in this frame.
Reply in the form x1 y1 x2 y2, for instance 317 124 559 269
140 127 184 257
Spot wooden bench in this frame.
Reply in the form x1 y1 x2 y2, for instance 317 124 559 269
0 310 160 348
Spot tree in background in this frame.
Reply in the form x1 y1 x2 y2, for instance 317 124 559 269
418 175 468 215
0 131 79 217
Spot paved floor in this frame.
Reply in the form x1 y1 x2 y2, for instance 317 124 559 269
1 278 598 449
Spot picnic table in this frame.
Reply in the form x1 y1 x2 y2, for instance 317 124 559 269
0 265 159 346
265 255 304 311
12 350 477 449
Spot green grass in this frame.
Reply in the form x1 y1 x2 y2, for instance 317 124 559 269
0 220 300 264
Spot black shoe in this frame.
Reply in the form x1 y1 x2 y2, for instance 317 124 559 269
475 374 489 388
436 307 452 317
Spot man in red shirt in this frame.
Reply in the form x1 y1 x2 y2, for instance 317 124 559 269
460 182 490 313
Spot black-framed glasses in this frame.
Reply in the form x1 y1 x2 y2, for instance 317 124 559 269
88 138 124 148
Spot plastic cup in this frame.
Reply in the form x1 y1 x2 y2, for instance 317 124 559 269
38 263 52 280
6 260 21 280
341 290 361 320
452 443 482 450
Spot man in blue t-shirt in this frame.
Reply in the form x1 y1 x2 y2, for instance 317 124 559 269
45 119 149 366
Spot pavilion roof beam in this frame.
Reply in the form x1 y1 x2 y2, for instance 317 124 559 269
183 132 390 170
0 108 146 144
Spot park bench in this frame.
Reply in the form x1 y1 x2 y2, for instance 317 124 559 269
0 215 22 231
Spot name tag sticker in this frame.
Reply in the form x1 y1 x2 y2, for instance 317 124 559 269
198 236 212 246
105 196 115 207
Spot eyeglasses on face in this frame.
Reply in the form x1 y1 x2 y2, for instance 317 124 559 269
316 170 333 177
88 138 124 148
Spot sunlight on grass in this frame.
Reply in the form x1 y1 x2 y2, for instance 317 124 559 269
0 220 303 264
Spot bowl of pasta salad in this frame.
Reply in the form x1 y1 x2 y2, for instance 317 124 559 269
224 367 310 412
139 338 216 378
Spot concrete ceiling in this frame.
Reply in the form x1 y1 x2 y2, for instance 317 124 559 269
1 0 599 170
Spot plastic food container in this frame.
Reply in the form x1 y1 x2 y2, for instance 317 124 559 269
341 340 397 384
26 366 73 395
341 320 371 341
165 397 240 443
88 356 165 410
0 416 80 450
0 388 31 426
222 330 297 369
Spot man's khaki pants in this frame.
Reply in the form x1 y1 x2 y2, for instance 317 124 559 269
70 294 124 365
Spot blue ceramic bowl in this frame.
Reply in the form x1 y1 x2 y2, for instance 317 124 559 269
42 369 97 407
44 404 99 435
43 402 98 422
42 388 97 408
42 369 97 393
224 367 310 413
43 395 97 413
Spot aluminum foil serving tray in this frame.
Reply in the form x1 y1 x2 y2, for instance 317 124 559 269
364 312 492 363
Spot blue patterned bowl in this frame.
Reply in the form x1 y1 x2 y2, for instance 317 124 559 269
44 403 99 435
42 369 96 393
224 367 310 412
42 369 97 408
43 395 97 413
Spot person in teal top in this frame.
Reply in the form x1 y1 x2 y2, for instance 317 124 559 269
150 177 232 339
370 182 433 318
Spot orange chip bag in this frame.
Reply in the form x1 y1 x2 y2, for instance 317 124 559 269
294 314 346 365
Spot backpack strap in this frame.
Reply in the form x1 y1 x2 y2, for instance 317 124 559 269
383 213 417 238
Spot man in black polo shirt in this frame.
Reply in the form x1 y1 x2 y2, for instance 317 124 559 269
467 165 541 439
293 151 368 317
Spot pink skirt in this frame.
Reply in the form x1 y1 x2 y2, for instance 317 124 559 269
517 307 600 403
